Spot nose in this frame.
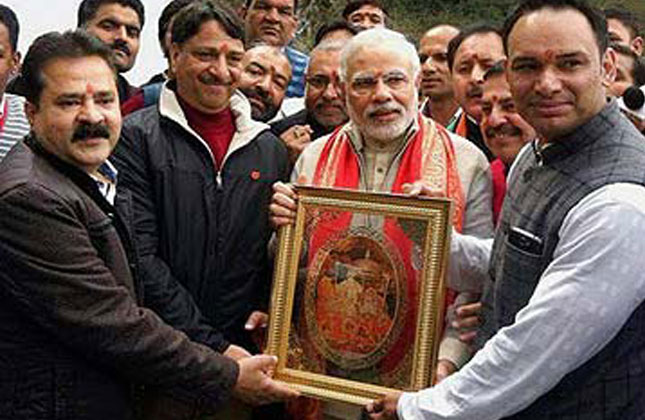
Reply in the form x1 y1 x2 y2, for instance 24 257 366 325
79 99 105 124
487 105 507 129
257 73 271 93
322 80 339 100
209 54 230 81
535 67 563 96
472 63 487 84
113 24 128 41
373 78 393 103
265 6 280 21
422 58 435 74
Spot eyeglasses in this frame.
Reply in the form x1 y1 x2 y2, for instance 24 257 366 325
306 75 340 90
349 71 410 96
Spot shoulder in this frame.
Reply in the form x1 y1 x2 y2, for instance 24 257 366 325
5 93 25 106
270 109 308 135
292 133 331 181
5 94 27 119
0 144 74 206
447 131 490 187
449 131 489 168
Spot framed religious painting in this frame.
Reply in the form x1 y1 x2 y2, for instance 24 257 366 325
266 186 453 406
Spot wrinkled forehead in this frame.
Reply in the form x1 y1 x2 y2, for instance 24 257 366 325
456 32 504 61
420 27 459 51
246 48 291 77
483 75 512 101
507 9 598 60
186 20 245 51
607 18 633 42
92 2 141 28
309 49 341 73
349 5 385 19
346 44 414 77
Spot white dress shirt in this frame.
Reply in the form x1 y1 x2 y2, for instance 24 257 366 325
398 182 645 419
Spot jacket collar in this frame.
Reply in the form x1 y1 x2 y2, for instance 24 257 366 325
533 101 622 165
159 81 271 168
24 134 115 211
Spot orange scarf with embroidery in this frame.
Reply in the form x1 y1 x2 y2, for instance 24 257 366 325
313 113 464 229
288 114 465 420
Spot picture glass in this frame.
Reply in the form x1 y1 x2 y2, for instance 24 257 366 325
286 205 430 390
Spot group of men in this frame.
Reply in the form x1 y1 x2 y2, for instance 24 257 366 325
0 0 644 419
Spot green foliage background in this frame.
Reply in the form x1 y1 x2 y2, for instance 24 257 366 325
232 0 645 52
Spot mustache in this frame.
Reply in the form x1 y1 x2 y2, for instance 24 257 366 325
244 85 271 103
366 104 404 118
485 123 522 139
314 98 345 111
72 123 111 143
198 72 231 86
467 85 483 98
110 40 131 57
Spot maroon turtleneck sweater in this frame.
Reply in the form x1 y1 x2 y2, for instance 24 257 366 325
178 96 235 170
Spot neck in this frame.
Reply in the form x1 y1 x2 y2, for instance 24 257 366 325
363 130 408 152
427 96 459 126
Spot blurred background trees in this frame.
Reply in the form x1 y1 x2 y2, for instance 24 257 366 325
231 0 645 51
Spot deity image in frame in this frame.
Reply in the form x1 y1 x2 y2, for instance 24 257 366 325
266 187 452 405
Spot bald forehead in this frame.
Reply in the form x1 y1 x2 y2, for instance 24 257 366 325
244 45 291 75
244 45 287 63
421 25 459 46
483 72 510 93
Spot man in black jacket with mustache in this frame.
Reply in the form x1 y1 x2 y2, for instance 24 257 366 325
0 28 296 420
78 0 144 103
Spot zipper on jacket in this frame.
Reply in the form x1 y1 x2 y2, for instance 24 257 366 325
216 170 223 190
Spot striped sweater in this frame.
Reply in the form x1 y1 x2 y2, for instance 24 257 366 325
0 94 30 162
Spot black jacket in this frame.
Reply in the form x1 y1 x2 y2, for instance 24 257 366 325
270 108 334 141
0 136 238 419
112 87 290 351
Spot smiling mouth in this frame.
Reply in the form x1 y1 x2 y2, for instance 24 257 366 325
534 102 571 117
248 96 266 111
260 27 280 37
370 110 401 121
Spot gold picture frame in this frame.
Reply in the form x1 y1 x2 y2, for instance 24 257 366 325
266 186 453 406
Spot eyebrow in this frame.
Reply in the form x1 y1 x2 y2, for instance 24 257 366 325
556 52 586 60
99 17 141 31
248 61 268 72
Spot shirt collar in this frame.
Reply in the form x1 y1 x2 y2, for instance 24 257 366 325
532 101 621 165
90 160 118 205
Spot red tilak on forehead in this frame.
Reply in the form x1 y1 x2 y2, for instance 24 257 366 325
86 83 95 95
544 50 556 61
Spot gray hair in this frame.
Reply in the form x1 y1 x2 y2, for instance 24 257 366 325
312 39 345 54
339 28 420 83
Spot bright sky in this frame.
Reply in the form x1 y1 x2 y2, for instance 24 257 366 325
4 0 167 86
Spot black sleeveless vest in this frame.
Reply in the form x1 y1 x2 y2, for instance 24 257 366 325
477 103 645 419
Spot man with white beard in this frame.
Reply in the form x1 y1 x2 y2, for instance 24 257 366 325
270 29 494 419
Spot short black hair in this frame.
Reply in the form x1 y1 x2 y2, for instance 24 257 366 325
19 30 116 105
342 0 388 19
77 0 145 29
244 0 299 12
447 23 500 71
313 20 360 47
158 0 197 57
172 0 244 45
604 6 642 39
502 0 608 56
0 5 19 52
